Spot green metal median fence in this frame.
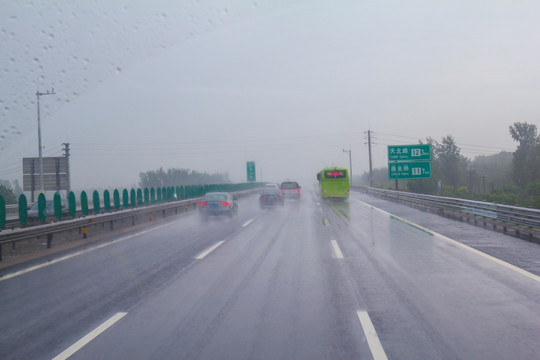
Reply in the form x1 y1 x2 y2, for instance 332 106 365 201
137 189 143 206
104 190 111 212
0 195 5 229
54 192 63 219
130 189 136 208
4 182 263 227
81 191 89 215
68 192 76 217
113 189 120 210
144 188 149 204
93 190 100 214
122 189 129 209
37 193 46 222
18 194 28 225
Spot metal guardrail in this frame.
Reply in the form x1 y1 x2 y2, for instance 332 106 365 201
351 185 540 230
0 189 259 262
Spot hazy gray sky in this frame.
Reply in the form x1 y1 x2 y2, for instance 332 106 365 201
1 0 539 190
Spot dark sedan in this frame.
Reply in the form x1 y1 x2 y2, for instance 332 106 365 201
259 186 284 208
198 192 238 220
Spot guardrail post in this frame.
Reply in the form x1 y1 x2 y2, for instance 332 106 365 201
47 233 52 248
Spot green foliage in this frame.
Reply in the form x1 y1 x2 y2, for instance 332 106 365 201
139 167 230 189
355 168 394 188
509 122 540 187
0 184 17 204
434 135 468 188
470 152 513 191
523 181 540 208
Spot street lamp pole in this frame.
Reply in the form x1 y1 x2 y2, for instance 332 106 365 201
343 148 352 185
36 87 55 192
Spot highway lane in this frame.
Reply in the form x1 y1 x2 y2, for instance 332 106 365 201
1 189 540 359
0 197 261 360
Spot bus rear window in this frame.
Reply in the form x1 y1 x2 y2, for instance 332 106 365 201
325 170 347 178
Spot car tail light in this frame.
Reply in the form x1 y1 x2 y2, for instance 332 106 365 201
198 201 208 207
221 201 230 207
296 189 300 193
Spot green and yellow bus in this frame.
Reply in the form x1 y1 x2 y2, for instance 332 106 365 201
317 168 350 199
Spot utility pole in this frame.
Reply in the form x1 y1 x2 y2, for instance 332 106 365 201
36 87 56 192
366 130 374 187
62 142 70 196
343 148 352 185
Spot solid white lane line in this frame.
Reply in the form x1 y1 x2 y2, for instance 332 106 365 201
242 218 254 227
52 312 127 360
1 222 175 282
355 199 540 283
195 241 225 260
357 311 388 360
331 240 344 259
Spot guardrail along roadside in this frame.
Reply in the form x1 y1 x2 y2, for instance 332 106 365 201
0 183 263 265
352 185 540 244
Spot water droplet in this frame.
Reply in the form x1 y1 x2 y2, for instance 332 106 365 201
116 67 122 74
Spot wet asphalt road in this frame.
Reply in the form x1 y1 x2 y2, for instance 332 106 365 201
1 189 540 359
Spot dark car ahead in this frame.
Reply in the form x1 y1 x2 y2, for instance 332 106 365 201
259 184 284 208
198 192 238 220
280 181 301 199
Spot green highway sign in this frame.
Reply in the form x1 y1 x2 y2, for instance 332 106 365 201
246 161 256 182
388 161 432 179
388 144 431 161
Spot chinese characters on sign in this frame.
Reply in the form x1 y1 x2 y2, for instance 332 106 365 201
388 145 431 180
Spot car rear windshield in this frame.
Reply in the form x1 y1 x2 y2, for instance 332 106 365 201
205 193 228 201
263 188 280 195
281 182 299 189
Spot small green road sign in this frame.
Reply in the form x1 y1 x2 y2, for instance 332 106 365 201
246 161 256 182
388 144 431 161
389 161 432 179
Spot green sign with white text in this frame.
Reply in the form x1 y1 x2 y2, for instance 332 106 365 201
246 161 256 182
388 161 432 179
388 144 431 161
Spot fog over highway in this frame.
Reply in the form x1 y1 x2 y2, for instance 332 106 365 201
2 190 539 360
